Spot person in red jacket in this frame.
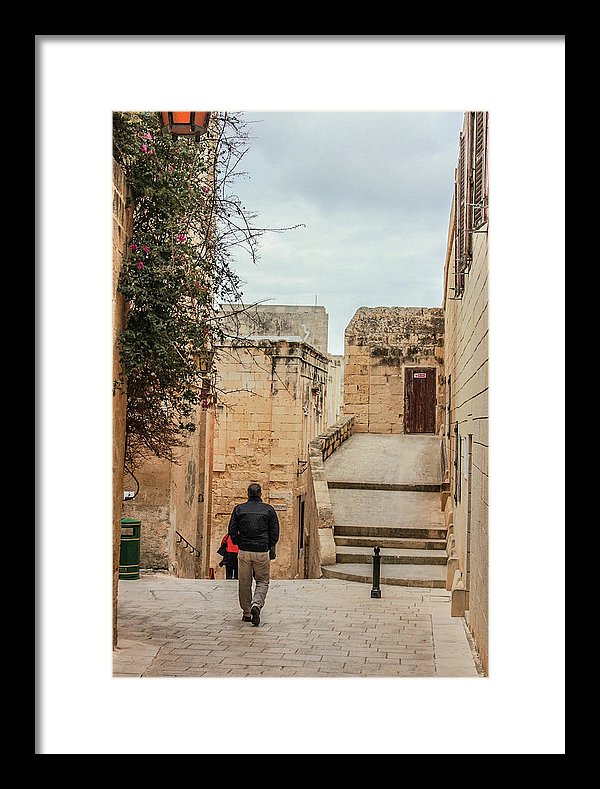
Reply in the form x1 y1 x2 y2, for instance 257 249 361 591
217 533 239 580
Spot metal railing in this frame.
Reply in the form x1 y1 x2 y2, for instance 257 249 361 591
175 531 200 558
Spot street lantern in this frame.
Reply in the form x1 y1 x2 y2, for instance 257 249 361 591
159 112 211 141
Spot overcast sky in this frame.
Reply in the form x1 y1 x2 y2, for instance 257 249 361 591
228 111 463 355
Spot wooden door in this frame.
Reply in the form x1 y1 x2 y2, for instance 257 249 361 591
404 367 436 433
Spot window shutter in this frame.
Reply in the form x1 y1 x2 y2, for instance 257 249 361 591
453 174 464 297
473 112 488 229
454 113 474 296
461 113 473 272
453 422 461 503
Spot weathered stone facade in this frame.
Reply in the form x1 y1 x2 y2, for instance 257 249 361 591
210 338 329 580
218 304 329 355
112 160 132 647
441 111 489 674
326 354 344 427
123 456 170 569
123 305 339 583
344 306 445 434
121 408 214 578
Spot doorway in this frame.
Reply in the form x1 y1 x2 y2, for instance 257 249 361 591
404 367 436 433
297 494 306 578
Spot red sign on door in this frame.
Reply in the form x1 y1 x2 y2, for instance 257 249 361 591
414 373 426 378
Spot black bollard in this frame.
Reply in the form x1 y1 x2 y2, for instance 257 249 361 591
371 546 382 598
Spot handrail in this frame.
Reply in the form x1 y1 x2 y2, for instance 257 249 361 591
440 437 448 482
175 530 201 558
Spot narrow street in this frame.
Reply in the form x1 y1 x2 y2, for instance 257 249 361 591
114 432 483 678
322 433 448 587
114 573 483 677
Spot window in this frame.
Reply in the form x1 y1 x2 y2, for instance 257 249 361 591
454 117 472 297
472 112 489 230
453 422 461 503
453 111 488 299
445 375 452 438
298 497 305 552
461 435 469 480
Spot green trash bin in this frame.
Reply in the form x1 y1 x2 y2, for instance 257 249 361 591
119 517 141 580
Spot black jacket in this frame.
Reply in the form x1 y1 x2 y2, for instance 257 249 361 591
228 495 280 553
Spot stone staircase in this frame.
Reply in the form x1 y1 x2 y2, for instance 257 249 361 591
319 435 447 588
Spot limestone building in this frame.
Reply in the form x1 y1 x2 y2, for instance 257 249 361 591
219 303 329 355
210 337 329 579
218 303 343 425
326 354 344 426
121 302 341 581
344 306 445 434
441 111 489 674
120 411 215 579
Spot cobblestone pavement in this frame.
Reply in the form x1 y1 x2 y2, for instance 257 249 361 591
113 572 484 678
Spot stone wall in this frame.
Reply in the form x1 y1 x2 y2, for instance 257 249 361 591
441 112 489 673
121 408 214 578
211 339 329 579
326 354 344 427
168 411 213 578
344 306 445 434
218 304 329 355
304 415 355 577
112 159 132 647
123 456 170 569
443 228 489 672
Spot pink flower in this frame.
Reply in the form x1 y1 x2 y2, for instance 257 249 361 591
143 245 150 253
130 243 138 251
136 261 144 270
141 143 147 153
202 186 209 194
177 233 187 243
145 132 152 140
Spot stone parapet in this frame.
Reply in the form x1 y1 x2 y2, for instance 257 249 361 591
304 415 354 574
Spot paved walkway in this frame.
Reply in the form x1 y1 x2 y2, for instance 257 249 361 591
324 433 442 486
113 571 484 678
321 432 447 586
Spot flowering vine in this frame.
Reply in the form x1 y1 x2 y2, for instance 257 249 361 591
113 112 232 467
113 111 303 469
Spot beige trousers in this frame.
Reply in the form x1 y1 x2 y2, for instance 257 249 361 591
237 550 271 614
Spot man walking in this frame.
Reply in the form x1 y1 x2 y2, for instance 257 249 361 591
227 483 280 627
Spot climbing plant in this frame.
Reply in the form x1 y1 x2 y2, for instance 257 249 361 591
113 111 300 469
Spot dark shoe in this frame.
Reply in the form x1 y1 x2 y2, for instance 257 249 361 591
251 605 260 627
242 614 252 622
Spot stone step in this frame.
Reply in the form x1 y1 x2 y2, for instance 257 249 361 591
321 562 447 588
328 481 442 493
335 524 447 540
335 546 447 565
334 535 446 550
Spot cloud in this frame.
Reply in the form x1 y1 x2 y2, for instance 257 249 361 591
242 111 461 212
229 110 463 354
